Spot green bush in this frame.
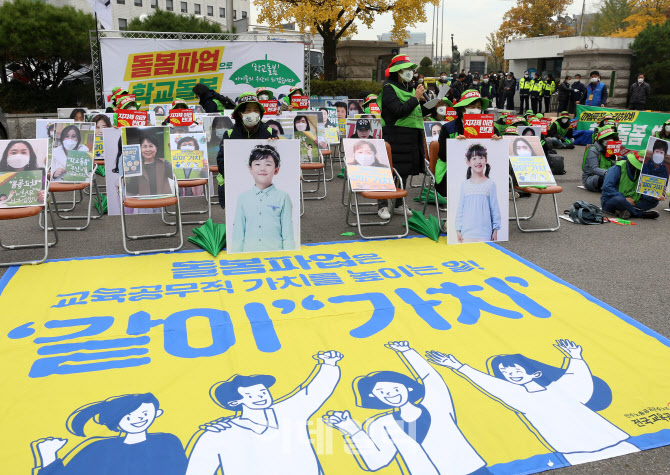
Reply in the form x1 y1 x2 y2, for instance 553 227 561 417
310 79 383 99
0 82 96 114
645 95 670 113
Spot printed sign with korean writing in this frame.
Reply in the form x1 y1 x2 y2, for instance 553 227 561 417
290 95 309 110
606 140 623 157
507 135 555 187
506 115 518 125
463 114 495 138
259 100 279 115
169 109 194 126
636 136 670 198
62 150 93 183
324 127 339 144
0 170 45 207
343 138 394 191
170 132 208 180
116 110 149 127
122 144 143 177
4 236 670 474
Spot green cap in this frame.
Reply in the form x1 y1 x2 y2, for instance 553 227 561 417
558 111 570 119
386 54 418 75
596 126 617 142
503 126 519 136
627 152 642 170
233 92 265 116
454 89 490 111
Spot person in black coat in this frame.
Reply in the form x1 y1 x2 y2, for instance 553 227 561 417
557 75 572 113
503 72 516 110
570 74 587 115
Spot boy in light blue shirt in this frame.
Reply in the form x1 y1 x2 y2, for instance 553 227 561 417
230 144 295 252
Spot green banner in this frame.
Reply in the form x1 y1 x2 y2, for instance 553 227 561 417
576 105 669 150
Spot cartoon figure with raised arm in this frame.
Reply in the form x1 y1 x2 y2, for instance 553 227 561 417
32 393 187 475
186 350 343 475
426 340 640 465
323 341 488 475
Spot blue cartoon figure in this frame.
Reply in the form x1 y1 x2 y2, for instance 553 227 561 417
426 340 640 465
33 393 187 475
323 341 488 475
185 350 343 475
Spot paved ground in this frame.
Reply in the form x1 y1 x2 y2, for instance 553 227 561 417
1 145 669 474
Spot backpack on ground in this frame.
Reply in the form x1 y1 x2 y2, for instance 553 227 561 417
568 201 603 225
547 152 565 175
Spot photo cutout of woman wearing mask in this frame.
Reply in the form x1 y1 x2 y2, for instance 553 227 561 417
51 124 92 181
206 116 232 165
425 122 444 143
0 140 45 172
293 115 311 133
346 140 389 168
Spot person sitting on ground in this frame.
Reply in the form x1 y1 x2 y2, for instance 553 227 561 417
582 127 618 192
547 111 575 149
591 114 618 142
601 151 660 219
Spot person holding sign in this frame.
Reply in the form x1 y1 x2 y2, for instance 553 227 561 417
215 93 278 208
378 54 435 219
454 143 501 243
280 86 305 111
362 94 379 114
601 152 660 219
582 127 618 192
51 125 91 181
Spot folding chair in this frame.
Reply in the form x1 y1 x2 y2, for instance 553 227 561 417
0 185 59 267
346 142 409 240
301 150 327 200
119 174 184 255
321 147 336 181
208 166 220 205
162 178 210 225
509 176 563 232
422 140 444 224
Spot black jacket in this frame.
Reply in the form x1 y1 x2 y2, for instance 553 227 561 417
572 81 587 102
502 78 516 97
380 79 429 177
629 81 651 105
558 80 572 102
215 121 278 175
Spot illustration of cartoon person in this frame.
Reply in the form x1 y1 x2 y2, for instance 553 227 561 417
323 341 488 475
33 393 187 475
426 340 640 465
185 350 343 475
0 190 16 207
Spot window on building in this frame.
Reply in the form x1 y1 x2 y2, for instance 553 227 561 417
166 0 173 9
233 9 236 19
194 3 200 14
119 18 128 30
134 0 142 6
207 5 213 16
116 0 124 4
242 10 247 18
151 0 158 8
219 7 224 17
181 1 187 12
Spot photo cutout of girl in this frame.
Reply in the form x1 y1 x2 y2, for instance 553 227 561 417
447 139 509 244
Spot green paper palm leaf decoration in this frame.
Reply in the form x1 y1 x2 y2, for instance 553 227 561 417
188 219 226 256
407 210 442 242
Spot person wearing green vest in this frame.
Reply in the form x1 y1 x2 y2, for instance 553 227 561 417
655 118 670 139
215 92 278 208
529 73 545 115
362 94 379 114
547 111 575 149
494 112 510 136
192 82 234 113
543 74 556 113
280 86 305 111
591 114 618 142
377 54 436 219
601 152 660 219
523 110 536 122
582 127 618 191
518 71 532 114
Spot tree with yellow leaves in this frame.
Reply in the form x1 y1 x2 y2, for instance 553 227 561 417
256 0 440 80
498 0 574 38
486 29 508 72
611 0 670 37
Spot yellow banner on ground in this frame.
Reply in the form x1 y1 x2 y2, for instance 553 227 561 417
1 238 669 475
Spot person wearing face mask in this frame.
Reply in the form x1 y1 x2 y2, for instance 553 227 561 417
105 87 129 113
601 151 660 219
479 74 495 102
280 86 306 111
451 73 467 102
207 116 232 166
255 87 274 102
215 93 279 208
51 124 90 181
591 114 618 143
582 127 618 192
585 70 608 107
547 111 575 149
293 115 311 133
518 71 531 114
529 72 545 114
427 99 452 122
655 119 670 139
502 72 516 111
114 96 141 112
362 94 379 114
557 76 572 113
543 74 556 113
378 54 434 219
438 72 450 87
0 140 42 172
192 82 235 113
471 74 480 91
570 74 586 114
629 74 651 111
464 70 473 88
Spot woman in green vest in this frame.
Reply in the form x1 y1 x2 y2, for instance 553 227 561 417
377 54 435 219
655 118 670 139
582 127 618 192
601 152 660 219
547 111 575 149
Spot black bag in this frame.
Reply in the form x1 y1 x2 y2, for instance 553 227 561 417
568 201 604 225
547 152 566 175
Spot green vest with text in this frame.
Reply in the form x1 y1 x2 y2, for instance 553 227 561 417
582 145 612 172
379 84 424 129
615 160 641 202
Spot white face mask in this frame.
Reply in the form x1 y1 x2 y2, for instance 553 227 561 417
524 73 529 78
431 129 440 137
464 108 481 115
400 69 414 82
242 112 260 127
258 94 269 100
418 78 424 83
517 149 533 157
440 76 447 82
7 153 30 169
590 77 599 83
638 78 644 84
355 152 375 166
665 126 670 133
483 78 489 83
180 145 195 151
473 81 479 86
295 122 308 131
126 106 137 110
437 106 447 116
214 128 225 139
653 152 665 165
62 139 78 150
